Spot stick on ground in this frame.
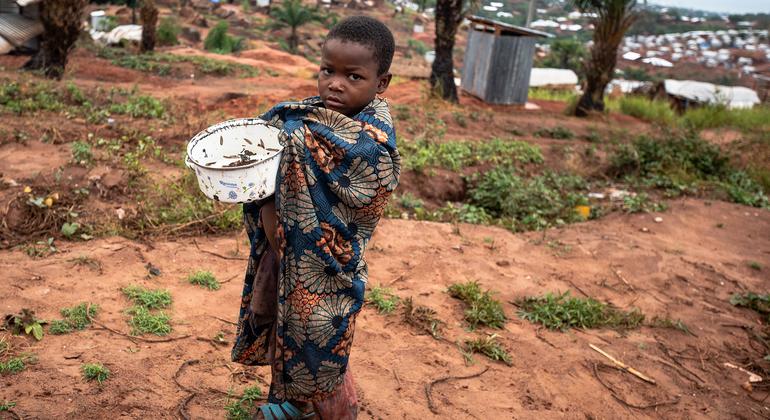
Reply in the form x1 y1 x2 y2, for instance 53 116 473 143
425 366 489 414
589 344 656 385
591 363 679 410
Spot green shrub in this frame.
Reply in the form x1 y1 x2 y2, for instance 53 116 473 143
109 95 166 119
515 291 644 331
50 303 99 335
126 305 171 336
463 334 512 366
407 39 430 56
204 21 243 54
71 141 93 165
122 285 172 309
448 281 506 329
224 386 262 420
157 17 180 46
400 138 543 172
0 357 26 374
366 286 400 314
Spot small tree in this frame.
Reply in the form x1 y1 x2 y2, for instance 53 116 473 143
572 0 639 116
140 0 159 52
270 0 324 54
430 0 478 102
23 0 88 79
539 38 586 77
204 21 244 53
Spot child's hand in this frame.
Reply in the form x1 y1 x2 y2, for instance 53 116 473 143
260 199 279 252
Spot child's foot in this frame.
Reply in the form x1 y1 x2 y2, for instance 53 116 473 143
252 400 314 419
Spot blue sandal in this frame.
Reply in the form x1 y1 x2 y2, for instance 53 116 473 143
258 401 314 420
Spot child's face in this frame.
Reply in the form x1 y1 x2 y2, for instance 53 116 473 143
318 39 391 117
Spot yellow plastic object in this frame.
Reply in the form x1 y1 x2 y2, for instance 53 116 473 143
575 205 591 219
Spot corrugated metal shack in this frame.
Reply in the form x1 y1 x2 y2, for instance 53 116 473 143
461 16 552 105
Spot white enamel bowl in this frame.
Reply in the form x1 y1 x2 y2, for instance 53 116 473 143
185 118 283 203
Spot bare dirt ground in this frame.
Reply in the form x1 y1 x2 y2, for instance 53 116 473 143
2 199 769 419
1 26 770 419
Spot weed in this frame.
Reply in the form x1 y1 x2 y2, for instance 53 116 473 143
188 270 220 290
515 291 644 331
528 88 577 103
69 255 102 272
366 285 400 314
448 281 506 329
622 193 667 213
730 292 770 322
462 334 512 366
81 363 110 384
0 401 16 411
4 309 44 340
402 297 445 339
452 111 468 128
534 126 575 140
22 237 57 258
469 169 588 231
126 305 172 336
650 316 694 335
748 261 762 271
49 303 99 335
407 38 430 56
70 141 93 166
224 385 263 420
0 357 26 374
122 285 172 309
109 95 166 119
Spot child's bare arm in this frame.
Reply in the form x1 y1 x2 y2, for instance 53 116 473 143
260 200 279 253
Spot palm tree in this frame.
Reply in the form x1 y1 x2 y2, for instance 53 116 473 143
270 0 324 53
430 0 479 102
23 0 88 79
140 0 159 53
572 0 639 116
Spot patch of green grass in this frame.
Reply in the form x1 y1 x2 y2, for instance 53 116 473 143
71 141 93 166
188 270 220 290
0 80 65 114
462 334 512 366
617 96 676 126
468 169 588 231
448 281 506 330
109 94 166 119
81 363 110 384
528 88 578 103
0 401 16 411
610 133 768 208
400 138 543 172
0 357 26 374
49 303 99 335
650 317 694 336
534 126 575 140
224 385 263 420
366 285 400 314
681 105 770 132
748 261 763 271
122 285 172 309
731 292 770 322
515 291 645 331
402 297 445 339
101 48 259 78
126 305 172 336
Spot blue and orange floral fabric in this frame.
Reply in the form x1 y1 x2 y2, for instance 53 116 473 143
232 96 400 402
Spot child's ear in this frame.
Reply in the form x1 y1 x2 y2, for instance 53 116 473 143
376 72 392 94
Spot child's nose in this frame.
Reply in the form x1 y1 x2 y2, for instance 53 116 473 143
328 77 344 92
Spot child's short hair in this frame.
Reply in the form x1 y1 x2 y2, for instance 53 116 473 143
325 16 395 76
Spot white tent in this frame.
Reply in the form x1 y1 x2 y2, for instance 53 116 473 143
664 79 761 109
529 68 579 88
642 57 673 67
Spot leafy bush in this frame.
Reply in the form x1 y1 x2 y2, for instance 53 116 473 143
156 17 180 46
469 169 587 231
515 291 645 331
204 21 243 54
448 281 506 329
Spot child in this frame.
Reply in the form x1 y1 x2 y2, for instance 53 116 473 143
230 16 399 420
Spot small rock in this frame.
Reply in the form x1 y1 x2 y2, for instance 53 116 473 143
496 260 511 267
115 208 126 220
640 227 649 233
654 217 663 223
588 192 605 199
146 263 161 277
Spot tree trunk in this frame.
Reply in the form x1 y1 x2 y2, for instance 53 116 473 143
430 0 463 102
289 26 298 53
140 0 159 52
23 0 87 80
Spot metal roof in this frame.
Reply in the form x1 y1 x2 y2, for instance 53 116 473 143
468 15 553 38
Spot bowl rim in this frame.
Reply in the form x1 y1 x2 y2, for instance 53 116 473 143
186 118 283 171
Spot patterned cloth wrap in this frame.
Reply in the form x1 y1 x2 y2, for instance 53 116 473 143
231 96 400 402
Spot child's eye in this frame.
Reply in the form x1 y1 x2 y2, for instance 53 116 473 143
321 68 332 76
348 74 362 81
